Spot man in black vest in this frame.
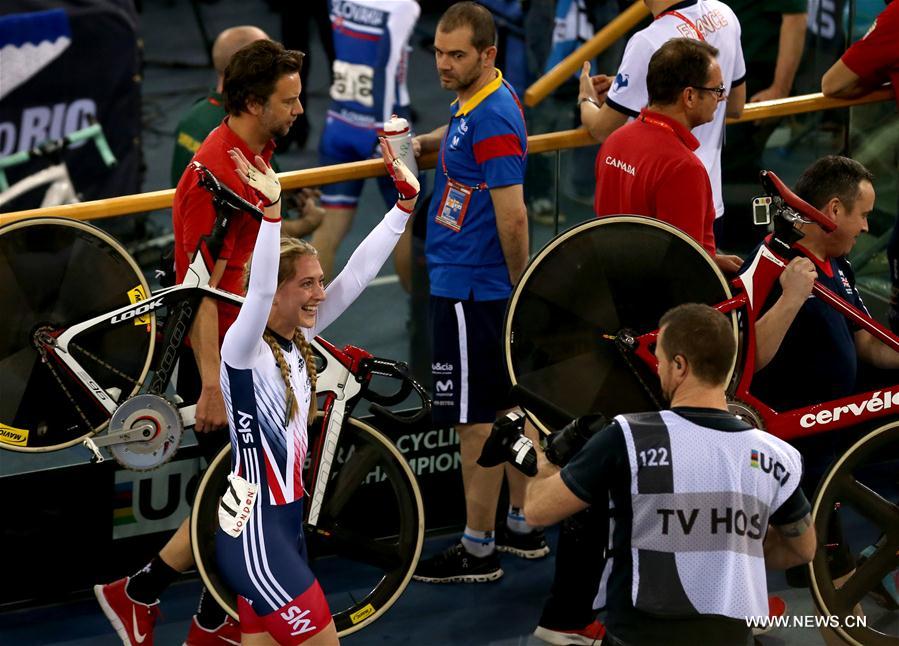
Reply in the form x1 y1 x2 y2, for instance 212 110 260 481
525 303 816 646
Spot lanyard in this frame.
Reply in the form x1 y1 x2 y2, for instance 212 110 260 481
439 79 527 191
656 10 705 40
640 113 676 135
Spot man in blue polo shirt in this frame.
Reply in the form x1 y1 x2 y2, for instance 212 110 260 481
411 1 539 583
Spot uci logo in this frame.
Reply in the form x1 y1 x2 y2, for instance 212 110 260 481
750 449 790 485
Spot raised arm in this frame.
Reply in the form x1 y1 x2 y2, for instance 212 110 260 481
313 139 419 335
220 149 283 368
578 61 628 143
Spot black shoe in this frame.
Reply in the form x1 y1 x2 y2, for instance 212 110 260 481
496 526 550 559
412 543 503 583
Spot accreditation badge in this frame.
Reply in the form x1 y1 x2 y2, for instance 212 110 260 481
435 178 473 232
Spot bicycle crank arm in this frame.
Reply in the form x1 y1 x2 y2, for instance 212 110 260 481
89 423 157 448
80 423 156 464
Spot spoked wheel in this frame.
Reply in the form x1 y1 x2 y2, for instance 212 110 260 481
192 416 424 637
505 216 737 434
810 421 899 645
0 218 155 450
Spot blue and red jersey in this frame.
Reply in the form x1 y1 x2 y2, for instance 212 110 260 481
326 0 419 128
425 70 528 301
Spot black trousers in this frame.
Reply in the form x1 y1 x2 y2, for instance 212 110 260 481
539 505 609 628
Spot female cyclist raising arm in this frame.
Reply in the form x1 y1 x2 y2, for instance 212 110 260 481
215 143 418 645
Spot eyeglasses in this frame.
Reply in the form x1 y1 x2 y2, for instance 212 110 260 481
691 84 727 99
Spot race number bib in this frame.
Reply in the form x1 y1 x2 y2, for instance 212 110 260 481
331 60 374 107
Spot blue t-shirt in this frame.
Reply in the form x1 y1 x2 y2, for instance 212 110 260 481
425 71 527 301
742 241 869 411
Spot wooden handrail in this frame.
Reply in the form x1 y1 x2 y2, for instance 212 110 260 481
524 0 650 107
0 88 892 226
727 86 893 122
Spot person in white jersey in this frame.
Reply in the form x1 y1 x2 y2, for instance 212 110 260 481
577 0 746 223
525 304 816 646
214 141 418 645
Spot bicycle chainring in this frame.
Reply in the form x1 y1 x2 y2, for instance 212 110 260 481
727 399 765 430
108 394 183 471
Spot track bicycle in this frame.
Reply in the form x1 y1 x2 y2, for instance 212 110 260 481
0 161 260 466
0 120 116 211
0 162 429 633
505 171 899 645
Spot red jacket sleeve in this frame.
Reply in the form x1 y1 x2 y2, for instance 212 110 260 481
841 2 899 82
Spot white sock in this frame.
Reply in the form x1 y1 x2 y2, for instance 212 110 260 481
507 505 532 534
461 527 495 557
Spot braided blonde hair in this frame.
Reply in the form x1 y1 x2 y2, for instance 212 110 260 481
246 237 320 424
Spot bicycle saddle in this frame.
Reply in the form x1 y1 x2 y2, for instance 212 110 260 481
760 170 836 233
191 161 263 220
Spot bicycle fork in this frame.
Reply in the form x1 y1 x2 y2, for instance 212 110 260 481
306 357 362 527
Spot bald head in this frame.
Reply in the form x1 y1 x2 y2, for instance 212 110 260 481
212 26 269 76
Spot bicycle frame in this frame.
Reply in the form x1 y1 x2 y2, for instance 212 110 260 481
0 121 116 208
626 225 899 443
0 163 77 209
306 336 430 526
30 162 259 454
37 248 238 459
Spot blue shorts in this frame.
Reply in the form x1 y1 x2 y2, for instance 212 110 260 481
429 295 513 425
318 113 395 210
216 498 322 616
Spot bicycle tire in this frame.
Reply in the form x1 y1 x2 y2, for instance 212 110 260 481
809 421 899 646
191 415 425 637
505 216 736 434
0 217 155 451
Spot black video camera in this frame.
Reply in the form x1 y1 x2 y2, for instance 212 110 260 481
478 411 608 476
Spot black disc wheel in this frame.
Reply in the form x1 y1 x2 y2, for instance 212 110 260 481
505 216 736 433
810 421 899 645
192 416 424 637
0 218 155 450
